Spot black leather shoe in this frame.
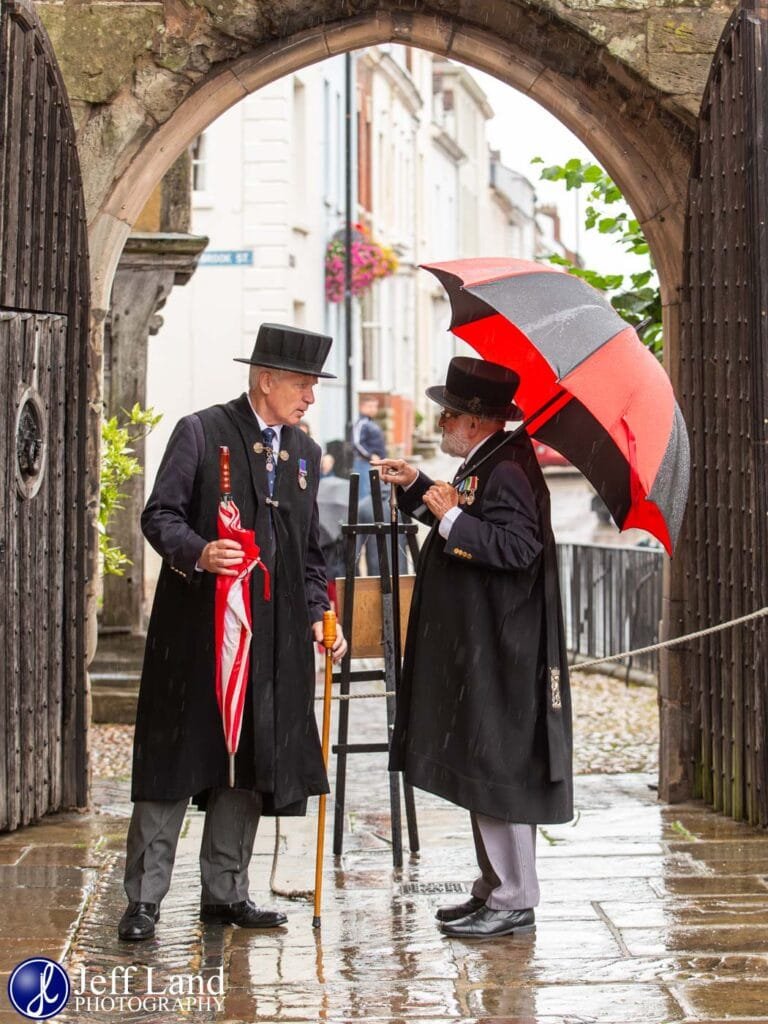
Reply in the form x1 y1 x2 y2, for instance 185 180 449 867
118 902 160 941
435 895 486 923
440 906 535 939
200 899 287 929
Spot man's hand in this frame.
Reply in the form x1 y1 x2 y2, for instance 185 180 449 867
313 621 348 664
198 539 244 576
371 457 418 488
423 481 459 520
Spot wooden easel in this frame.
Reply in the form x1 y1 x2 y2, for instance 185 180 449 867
331 470 421 868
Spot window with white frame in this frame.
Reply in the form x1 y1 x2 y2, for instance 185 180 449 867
360 289 381 386
191 134 208 193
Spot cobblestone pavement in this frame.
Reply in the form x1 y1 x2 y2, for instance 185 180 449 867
91 668 659 782
2 665 767 1024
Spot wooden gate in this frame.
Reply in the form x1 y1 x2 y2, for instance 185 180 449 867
0 0 90 830
679 0 768 827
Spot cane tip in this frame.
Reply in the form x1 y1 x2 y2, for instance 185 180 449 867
312 916 321 929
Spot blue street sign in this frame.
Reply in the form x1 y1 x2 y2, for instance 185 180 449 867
199 250 254 267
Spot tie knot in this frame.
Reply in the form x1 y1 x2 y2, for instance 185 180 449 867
262 427 276 445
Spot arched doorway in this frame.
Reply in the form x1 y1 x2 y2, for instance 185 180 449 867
86 10 694 315
41 0 765 822
78 6 697 805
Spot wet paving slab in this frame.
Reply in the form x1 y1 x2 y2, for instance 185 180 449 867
1 725 768 1022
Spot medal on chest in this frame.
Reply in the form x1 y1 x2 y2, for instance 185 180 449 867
457 475 478 506
253 441 289 474
298 458 308 490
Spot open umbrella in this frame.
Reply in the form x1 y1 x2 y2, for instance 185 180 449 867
215 446 270 786
424 258 689 554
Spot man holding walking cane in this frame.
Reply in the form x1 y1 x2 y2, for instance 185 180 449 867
118 324 347 942
376 356 573 940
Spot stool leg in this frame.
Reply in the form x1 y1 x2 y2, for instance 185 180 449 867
332 683 350 857
333 473 359 858
403 781 420 854
385 689 403 868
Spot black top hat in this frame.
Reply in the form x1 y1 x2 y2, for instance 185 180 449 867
234 323 336 379
426 357 521 420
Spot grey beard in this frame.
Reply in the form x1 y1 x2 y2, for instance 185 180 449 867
440 427 472 458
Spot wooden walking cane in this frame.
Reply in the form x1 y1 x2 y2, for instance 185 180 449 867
312 609 336 928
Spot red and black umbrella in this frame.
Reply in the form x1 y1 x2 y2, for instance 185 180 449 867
424 257 689 554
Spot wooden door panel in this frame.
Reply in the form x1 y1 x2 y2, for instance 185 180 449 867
680 0 768 826
0 0 89 831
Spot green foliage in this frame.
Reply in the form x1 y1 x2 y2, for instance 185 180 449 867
532 157 663 357
99 403 162 576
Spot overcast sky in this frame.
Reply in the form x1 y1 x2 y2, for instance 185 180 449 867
469 69 644 280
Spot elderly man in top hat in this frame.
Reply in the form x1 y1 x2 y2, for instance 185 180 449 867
118 324 347 941
377 356 572 939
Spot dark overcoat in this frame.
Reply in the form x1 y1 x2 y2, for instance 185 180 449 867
389 430 573 824
131 394 330 813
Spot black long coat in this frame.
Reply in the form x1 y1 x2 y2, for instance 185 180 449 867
389 430 573 824
131 394 330 813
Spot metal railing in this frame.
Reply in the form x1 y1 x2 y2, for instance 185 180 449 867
557 542 664 680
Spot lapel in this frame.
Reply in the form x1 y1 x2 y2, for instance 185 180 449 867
273 423 298 512
224 394 270 506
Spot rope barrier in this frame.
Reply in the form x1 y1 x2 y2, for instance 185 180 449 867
573 605 768 670
315 606 768 700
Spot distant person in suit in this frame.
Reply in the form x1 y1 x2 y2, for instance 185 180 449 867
378 357 572 940
118 324 346 942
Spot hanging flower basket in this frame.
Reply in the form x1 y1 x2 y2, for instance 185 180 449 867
325 222 399 303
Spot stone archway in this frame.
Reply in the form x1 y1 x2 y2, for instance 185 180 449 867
65 5 709 312
40 0 731 802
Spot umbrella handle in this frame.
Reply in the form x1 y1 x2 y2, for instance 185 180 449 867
313 610 336 928
218 446 232 502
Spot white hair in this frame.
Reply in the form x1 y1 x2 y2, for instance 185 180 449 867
248 364 286 391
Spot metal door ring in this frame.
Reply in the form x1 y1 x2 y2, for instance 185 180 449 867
15 387 47 499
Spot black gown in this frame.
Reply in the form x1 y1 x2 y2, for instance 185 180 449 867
389 430 573 824
131 394 330 814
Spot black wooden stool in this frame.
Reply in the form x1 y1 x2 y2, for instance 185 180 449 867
331 470 420 867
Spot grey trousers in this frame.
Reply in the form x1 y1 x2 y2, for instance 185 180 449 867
124 788 262 906
470 812 540 911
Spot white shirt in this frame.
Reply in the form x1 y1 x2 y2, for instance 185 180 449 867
247 394 283 453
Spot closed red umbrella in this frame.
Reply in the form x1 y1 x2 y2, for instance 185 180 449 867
424 258 689 554
215 447 270 786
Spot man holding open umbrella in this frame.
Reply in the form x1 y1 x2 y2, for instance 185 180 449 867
378 356 572 940
118 324 347 942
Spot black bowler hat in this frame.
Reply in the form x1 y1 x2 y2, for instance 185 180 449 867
234 323 336 379
426 357 521 419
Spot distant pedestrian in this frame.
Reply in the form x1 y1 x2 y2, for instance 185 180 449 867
317 450 349 582
378 357 572 940
352 396 386 501
118 324 347 942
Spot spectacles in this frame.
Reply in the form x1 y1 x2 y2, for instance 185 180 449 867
438 408 462 422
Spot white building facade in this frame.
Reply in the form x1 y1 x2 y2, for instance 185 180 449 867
145 56 348 492
146 49 546 492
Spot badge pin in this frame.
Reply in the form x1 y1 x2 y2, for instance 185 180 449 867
253 442 264 455
279 450 289 462
465 476 478 506
298 458 308 490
